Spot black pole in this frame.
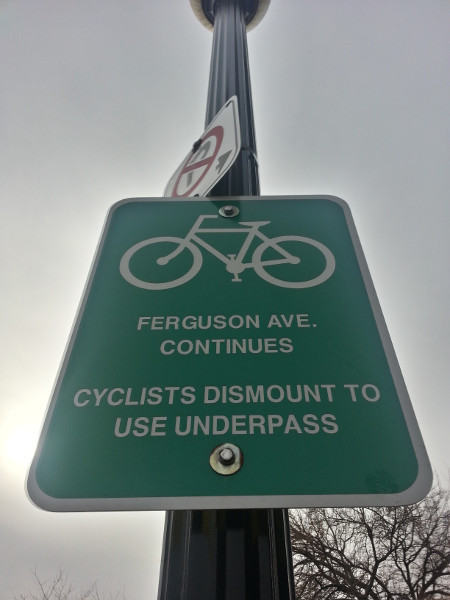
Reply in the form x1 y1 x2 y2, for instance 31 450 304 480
205 0 259 196
158 508 295 599
158 1 295 598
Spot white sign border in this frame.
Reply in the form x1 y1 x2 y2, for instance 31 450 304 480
27 195 432 512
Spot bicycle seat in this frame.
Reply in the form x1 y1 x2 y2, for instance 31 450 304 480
238 221 271 227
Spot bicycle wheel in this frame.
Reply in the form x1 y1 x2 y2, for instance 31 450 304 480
119 236 202 290
252 235 335 289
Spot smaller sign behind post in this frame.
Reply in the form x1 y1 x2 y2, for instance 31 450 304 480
27 196 432 511
164 97 240 197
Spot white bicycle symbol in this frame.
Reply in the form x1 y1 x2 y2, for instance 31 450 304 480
119 214 335 290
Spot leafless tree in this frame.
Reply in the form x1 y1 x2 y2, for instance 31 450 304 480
13 569 125 600
290 481 450 600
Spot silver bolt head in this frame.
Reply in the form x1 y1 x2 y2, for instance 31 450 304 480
210 443 243 476
219 447 235 465
219 205 239 218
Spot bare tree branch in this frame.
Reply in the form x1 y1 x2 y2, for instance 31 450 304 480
13 570 126 600
290 481 450 600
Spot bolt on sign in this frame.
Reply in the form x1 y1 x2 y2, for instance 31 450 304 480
27 196 432 511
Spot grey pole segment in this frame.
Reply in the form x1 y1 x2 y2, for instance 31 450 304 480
204 0 259 196
158 509 295 599
157 1 295 598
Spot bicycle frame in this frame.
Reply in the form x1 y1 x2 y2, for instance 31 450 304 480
161 215 299 281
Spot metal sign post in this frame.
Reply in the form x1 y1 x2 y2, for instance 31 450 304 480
158 1 295 598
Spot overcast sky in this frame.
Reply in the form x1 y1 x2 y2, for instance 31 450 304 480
1 0 449 598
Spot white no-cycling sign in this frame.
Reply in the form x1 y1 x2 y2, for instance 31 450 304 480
164 97 241 197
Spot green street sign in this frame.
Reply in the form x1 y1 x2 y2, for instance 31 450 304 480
28 196 431 511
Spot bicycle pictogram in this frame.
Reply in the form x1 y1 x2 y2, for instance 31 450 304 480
119 214 336 290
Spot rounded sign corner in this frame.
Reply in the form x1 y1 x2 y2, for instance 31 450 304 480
319 194 351 212
108 197 144 214
400 460 433 506
368 458 433 509
26 457 77 513
26 470 58 513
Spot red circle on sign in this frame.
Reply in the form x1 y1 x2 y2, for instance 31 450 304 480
172 126 224 197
